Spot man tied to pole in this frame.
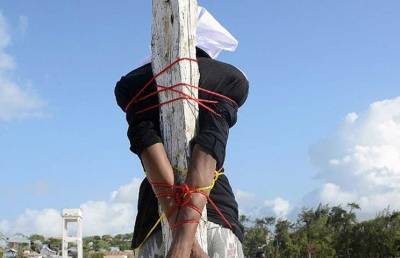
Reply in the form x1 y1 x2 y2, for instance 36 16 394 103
115 7 249 258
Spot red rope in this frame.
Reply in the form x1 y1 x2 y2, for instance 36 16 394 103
123 57 238 116
150 179 233 230
131 57 237 231
124 58 195 112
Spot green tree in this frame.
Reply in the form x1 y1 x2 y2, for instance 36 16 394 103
29 234 45 243
29 234 45 252
295 205 335 258
350 209 400 258
327 203 359 257
274 219 300 257
242 216 275 257
89 252 104 258
101 235 113 243
240 204 400 258
94 239 110 251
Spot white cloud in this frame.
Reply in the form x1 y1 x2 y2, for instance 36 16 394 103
345 112 358 124
111 178 142 203
308 96 400 219
264 197 291 218
318 183 357 205
235 189 256 204
0 11 44 121
0 178 142 237
0 78 45 120
11 209 63 236
235 189 291 219
81 178 141 236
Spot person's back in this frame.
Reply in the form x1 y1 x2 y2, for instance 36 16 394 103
114 6 249 257
115 48 248 257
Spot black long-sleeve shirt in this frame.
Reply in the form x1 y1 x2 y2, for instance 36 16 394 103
114 48 248 248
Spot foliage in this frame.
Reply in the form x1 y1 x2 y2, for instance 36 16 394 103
22 204 400 257
44 237 62 252
27 233 132 255
88 252 104 258
241 215 275 257
82 233 132 252
242 203 400 258
29 234 45 243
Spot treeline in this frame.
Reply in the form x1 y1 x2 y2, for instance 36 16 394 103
24 203 400 257
241 203 400 258
29 233 132 256
83 233 132 252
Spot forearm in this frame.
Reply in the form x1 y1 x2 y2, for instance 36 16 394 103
141 143 210 258
168 144 216 258
186 145 217 189
141 143 176 224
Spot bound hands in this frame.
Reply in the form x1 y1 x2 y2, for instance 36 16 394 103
141 144 216 258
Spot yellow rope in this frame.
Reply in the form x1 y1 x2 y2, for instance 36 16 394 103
195 169 224 192
133 214 166 256
134 169 223 256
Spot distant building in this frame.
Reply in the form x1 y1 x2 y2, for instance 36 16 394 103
27 255 43 258
8 234 30 250
122 250 133 258
24 251 43 258
62 209 82 258
4 248 17 258
0 233 7 250
0 239 7 250
40 245 57 257
32 240 43 253
104 251 134 258
87 242 94 250
109 247 120 252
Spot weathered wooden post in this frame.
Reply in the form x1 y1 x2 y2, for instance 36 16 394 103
151 0 208 255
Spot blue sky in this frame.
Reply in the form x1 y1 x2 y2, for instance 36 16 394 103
1 1 400 235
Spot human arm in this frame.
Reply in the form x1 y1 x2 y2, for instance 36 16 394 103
115 67 210 257
141 143 211 258
167 144 216 258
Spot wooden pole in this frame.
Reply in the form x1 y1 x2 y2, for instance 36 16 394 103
151 0 208 255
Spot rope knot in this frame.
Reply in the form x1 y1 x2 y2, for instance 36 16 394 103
174 183 192 207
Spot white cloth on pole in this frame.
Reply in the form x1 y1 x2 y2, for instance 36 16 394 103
196 6 238 59
136 6 238 68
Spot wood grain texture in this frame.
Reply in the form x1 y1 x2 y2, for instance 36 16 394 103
151 0 208 255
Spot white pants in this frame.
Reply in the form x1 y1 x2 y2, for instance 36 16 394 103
138 221 244 258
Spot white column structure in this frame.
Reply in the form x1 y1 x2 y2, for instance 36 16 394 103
62 209 83 258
